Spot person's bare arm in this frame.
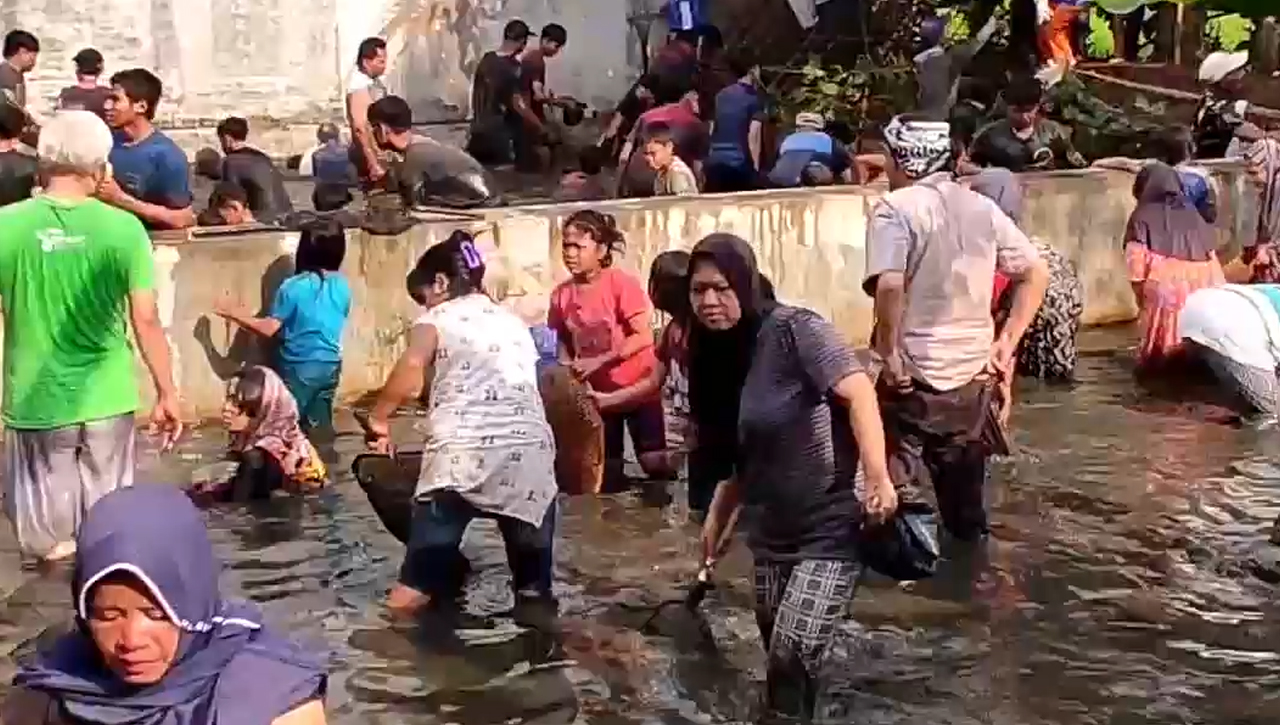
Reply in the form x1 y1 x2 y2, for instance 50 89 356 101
100 178 195 229
995 217 1050 350
614 310 655 362
130 289 179 404
1090 157 1145 174
215 306 282 338
831 371 897 522
369 323 438 427
594 360 666 413
272 700 327 725
700 477 742 566
346 89 380 178
512 93 546 136
747 119 763 170
871 271 907 380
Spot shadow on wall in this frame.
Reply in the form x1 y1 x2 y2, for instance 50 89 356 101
193 254 297 380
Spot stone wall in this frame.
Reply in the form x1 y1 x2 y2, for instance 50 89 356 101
1 0 637 125
135 163 1257 418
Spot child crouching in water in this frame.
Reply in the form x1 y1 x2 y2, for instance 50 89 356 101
214 218 351 433
192 365 327 503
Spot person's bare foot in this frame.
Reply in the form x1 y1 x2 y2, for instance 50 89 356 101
385 584 432 617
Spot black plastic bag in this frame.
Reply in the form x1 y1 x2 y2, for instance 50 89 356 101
858 500 940 581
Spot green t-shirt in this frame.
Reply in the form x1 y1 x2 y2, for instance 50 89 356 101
0 196 155 429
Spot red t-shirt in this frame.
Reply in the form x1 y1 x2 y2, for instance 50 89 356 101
548 267 657 393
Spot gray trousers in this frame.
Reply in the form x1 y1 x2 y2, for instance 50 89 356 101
1187 341 1280 420
3 414 135 559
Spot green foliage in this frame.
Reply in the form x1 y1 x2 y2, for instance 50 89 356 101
1205 14 1254 51
778 58 914 132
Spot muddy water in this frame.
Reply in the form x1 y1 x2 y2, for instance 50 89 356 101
6 326 1280 724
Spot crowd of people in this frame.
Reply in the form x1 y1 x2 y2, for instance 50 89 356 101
2 11 1280 725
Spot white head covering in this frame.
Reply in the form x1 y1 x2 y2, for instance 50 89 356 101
794 112 826 131
1198 51 1249 84
882 116 952 179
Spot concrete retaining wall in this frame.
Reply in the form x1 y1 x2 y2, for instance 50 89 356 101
60 164 1269 418
2 0 637 126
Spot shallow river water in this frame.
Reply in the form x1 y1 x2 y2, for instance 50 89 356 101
6 327 1280 724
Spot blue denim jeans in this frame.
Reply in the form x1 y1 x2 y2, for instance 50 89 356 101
398 491 557 600
277 361 340 433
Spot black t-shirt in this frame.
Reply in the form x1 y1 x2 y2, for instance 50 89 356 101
0 149 37 206
221 147 294 221
737 306 865 561
58 85 114 119
470 51 521 130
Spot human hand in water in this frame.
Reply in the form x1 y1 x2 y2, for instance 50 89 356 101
149 392 184 453
863 473 898 525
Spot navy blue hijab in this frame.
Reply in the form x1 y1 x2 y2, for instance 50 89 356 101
15 485 327 725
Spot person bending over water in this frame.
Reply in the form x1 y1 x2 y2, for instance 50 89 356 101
689 234 896 720
548 210 666 485
191 366 328 504
1180 284 1280 428
1125 162 1224 371
215 218 350 433
365 232 558 615
368 95 500 209
8 485 328 725
971 168 1083 381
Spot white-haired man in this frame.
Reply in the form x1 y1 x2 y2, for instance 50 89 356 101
0 110 182 564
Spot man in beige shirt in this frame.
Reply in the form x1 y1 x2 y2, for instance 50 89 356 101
863 114 1049 542
643 123 699 196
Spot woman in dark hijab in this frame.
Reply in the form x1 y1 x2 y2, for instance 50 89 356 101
9 485 327 725
1124 161 1225 370
688 234 896 720
971 168 1083 380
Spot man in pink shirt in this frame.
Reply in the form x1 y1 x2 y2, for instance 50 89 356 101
863 114 1048 542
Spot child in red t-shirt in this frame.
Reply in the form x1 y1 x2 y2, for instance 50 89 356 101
548 210 664 484
589 251 692 481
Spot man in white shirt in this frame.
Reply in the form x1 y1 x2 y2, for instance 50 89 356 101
346 37 390 187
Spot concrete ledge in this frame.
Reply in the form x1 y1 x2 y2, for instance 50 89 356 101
14 164 1268 420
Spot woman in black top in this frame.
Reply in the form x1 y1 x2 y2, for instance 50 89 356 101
689 234 896 719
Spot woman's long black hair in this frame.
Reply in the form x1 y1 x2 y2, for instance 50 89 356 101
648 250 691 320
406 230 486 304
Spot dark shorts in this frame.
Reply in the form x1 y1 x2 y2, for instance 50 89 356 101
398 491 558 600
602 398 667 461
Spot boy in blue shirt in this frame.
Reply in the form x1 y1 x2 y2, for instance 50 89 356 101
99 68 195 229
214 218 351 432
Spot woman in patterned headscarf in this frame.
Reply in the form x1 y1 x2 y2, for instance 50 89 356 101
971 168 1083 380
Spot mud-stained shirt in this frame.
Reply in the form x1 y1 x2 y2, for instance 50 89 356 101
863 172 1039 391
